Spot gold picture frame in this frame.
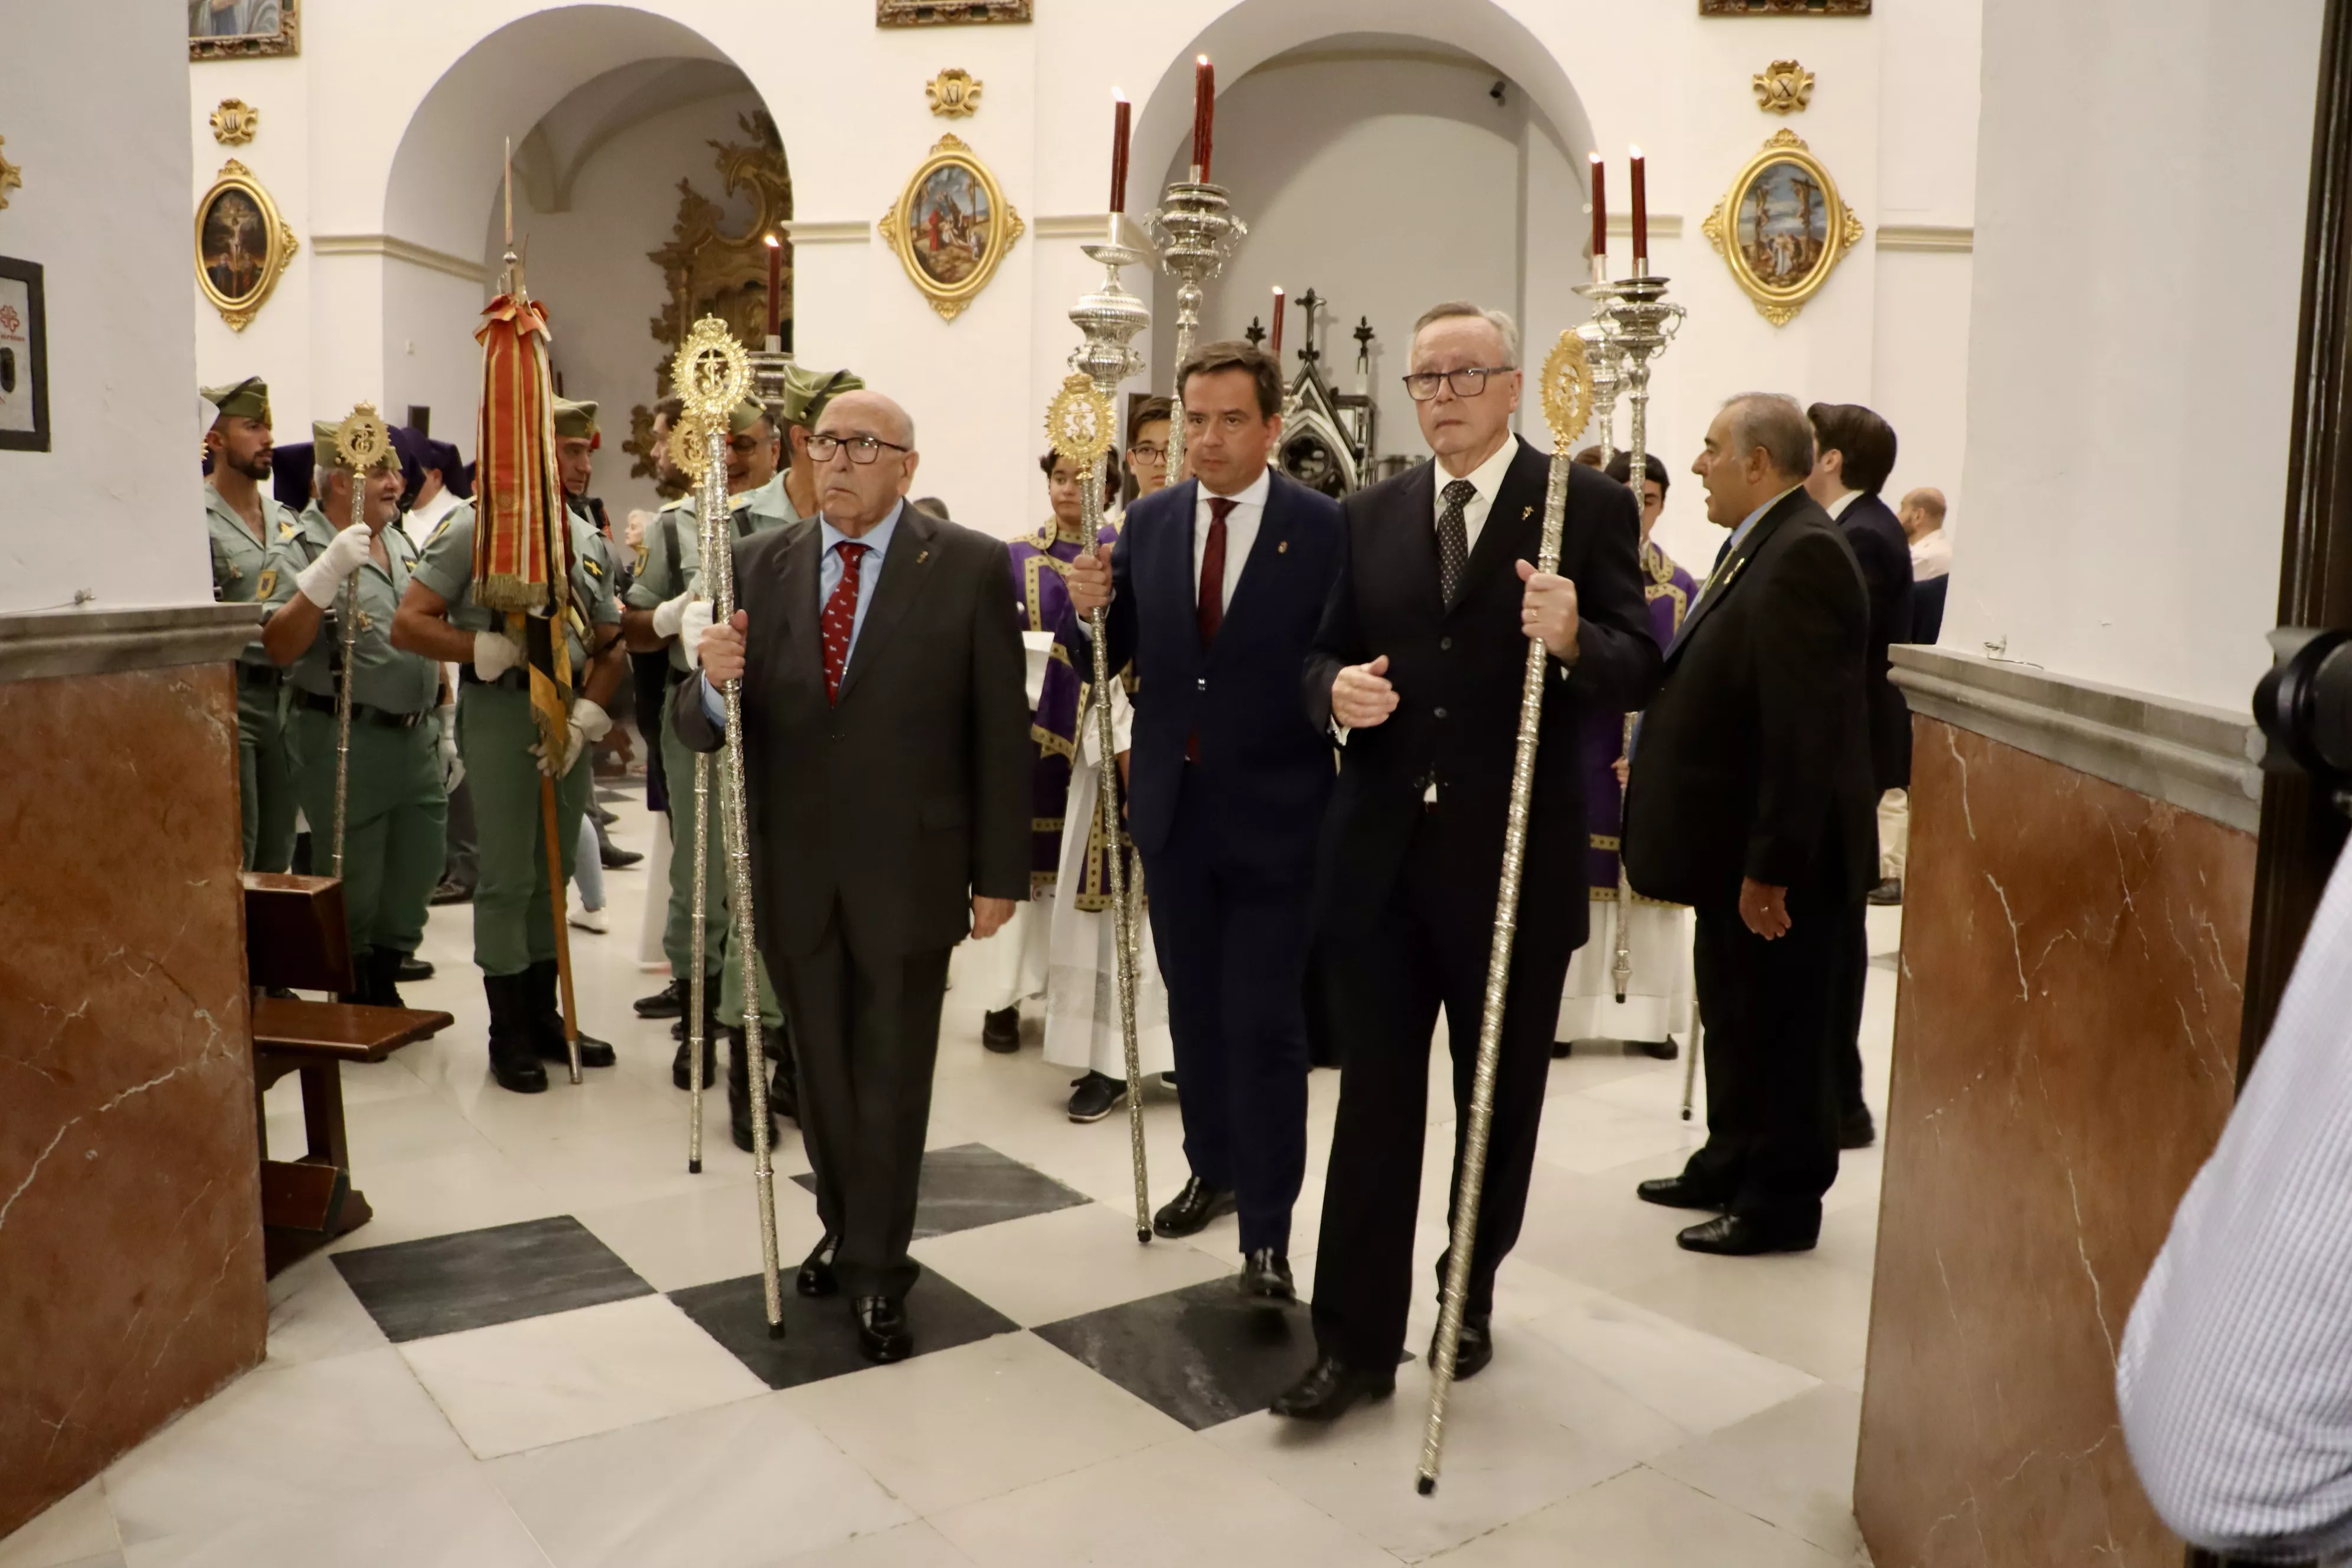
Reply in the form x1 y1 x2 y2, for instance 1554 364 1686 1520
878 1 1031 24
877 133 1024 322
190 0 299 60
195 159 298 332
1701 129 1863 326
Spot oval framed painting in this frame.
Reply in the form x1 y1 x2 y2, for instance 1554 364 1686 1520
1701 129 1864 326
878 134 1024 321
195 159 298 331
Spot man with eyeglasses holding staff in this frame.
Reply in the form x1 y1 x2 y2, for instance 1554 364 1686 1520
679 389 1030 1366
1272 302 1659 1420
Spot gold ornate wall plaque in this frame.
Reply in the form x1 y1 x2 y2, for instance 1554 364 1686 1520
0 138 20 211
190 0 300 60
878 133 1024 322
1701 129 1863 327
927 68 984 118
1753 60 1814 114
194 159 298 331
878 0 1031 24
210 98 260 145
1701 0 1868 13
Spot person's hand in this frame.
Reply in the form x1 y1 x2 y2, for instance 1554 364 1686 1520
531 698 610 779
1517 560 1581 660
1067 543 1113 616
296 524 374 607
472 629 523 681
971 895 1016 940
1612 754 1630 788
1331 654 1399 729
698 609 747 684
1740 877 1791 940
651 590 694 641
437 703 464 791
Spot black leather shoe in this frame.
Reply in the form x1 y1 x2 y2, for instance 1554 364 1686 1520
1636 1037 1680 1061
1636 1174 1729 1211
1242 1249 1295 1301
981 1006 1021 1054
855 1296 912 1364
396 954 435 983
671 1032 717 1092
600 842 645 870
1433 1315 1494 1380
798 1234 840 1298
1840 1106 1877 1150
485 974 547 1095
429 877 474 906
636 978 688 1019
1551 1040 1572 1059
1867 877 1904 907
1270 1357 1395 1421
1066 1072 1126 1123
1677 1213 1818 1256
1152 1177 1237 1238
526 960 615 1069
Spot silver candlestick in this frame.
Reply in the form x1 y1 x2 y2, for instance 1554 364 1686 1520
1144 181 1246 480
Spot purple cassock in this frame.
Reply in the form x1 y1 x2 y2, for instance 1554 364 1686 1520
1008 518 1121 896
1583 540 1698 896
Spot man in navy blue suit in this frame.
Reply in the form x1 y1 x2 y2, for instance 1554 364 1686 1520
1066 341 1345 1301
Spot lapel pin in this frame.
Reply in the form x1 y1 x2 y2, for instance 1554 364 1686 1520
1277 540 1289 554
916 549 930 566
1521 505 1533 520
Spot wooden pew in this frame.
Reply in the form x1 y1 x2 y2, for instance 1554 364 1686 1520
243 873 453 1275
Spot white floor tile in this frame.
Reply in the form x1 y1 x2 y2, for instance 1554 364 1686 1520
400 1295 767 1459
776 1521 976 1567
486 1393 912 1567
574 1176 827 1295
262 1251 391 1368
908 1201 1233 1326
119 1466 547 1568
1518 1285 1821 1439
1615 1249 1876 1386
0 1478 117 1568
1427 1464 1841 1566
1645 1383 1866 1557
781 1332 1182 1516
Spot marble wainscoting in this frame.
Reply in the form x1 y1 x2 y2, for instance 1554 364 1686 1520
1855 649 2262 1568
0 607 268 1538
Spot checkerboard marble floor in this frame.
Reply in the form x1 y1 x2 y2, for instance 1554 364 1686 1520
3 791 1894 1568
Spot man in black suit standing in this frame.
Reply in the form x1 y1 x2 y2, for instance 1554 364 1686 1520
682 389 1031 1364
1624 393 1874 1257
1805 402 1913 1152
1065 342 1344 1300
1270 303 1661 1422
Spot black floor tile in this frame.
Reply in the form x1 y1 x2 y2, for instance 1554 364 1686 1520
671 1268 1018 1390
790 1143 1089 1242
332 1216 653 1342
1033 1275 1318 1431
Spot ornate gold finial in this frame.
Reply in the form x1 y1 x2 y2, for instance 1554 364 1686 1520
668 408 713 484
335 404 391 471
1753 60 1815 115
670 316 751 420
211 99 260 145
1044 373 1115 465
1539 332 1595 453
0 137 20 211
926 68 983 119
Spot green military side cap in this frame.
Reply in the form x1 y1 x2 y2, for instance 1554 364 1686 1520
553 397 600 439
773 365 865 429
311 419 397 470
728 396 772 436
201 376 272 424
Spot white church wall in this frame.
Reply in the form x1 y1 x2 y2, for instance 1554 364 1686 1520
1953 0 2324 711
0 0 204 614
191 53 313 442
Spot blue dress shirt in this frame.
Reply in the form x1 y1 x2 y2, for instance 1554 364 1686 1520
701 501 903 724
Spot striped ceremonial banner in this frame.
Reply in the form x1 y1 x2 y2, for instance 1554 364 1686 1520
472 289 573 751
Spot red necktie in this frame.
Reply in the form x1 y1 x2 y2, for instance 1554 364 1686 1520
821 541 868 705
1189 497 1236 762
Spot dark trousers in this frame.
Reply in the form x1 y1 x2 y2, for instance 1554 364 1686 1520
1830 909 1868 1119
768 903 951 1301
630 651 671 813
1680 884 1856 1231
1309 809 1574 1370
442 776 478 891
1142 773 1313 1256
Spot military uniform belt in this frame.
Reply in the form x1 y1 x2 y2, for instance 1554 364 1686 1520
298 691 429 730
238 662 283 690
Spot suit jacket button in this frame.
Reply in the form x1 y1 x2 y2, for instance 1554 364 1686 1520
1434 707 1448 720
1195 677 1207 691
1440 636 1453 651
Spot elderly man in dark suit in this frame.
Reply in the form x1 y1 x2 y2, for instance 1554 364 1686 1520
1270 302 1661 1422
682 389 1031 1365
1624 393 1874 1258
1805 401 1913 1151
1065 341 1345 1301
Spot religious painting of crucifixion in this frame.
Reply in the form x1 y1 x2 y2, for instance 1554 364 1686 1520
1702 129 1864 325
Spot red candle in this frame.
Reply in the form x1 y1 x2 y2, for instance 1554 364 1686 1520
1629 146 1649 272
1270 285 1285 360
764 234 782 343
1193 56 1216 181
1589 152 1607 260
1109 93 1131 214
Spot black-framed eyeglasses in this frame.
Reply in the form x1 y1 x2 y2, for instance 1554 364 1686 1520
1402 366 1515 401
806 433 911 465
1128 443 1168 462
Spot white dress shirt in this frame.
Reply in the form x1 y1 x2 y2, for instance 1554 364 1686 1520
1194 465 1271 612
1432 435 1521 556
1911 528 1952 583
1824 488 1861 522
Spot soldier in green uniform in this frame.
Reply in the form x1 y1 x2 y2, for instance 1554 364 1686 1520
257 423 446 1004
202 377 302 871
393 396 628 1094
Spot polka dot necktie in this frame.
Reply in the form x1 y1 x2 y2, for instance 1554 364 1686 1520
821 541 869 705
1437 479 1476 609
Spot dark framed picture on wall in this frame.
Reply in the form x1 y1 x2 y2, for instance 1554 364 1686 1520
0 257 50 453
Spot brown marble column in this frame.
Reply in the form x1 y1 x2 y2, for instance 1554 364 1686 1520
0 609 267 1539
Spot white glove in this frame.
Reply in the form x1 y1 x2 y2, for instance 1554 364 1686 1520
530 700 608 779
678 599 714 671
473 629 522 681
651 590 695 641
296 524 373 607
436 703 464 792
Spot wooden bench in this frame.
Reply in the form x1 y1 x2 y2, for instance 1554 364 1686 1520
243 873 453 1275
